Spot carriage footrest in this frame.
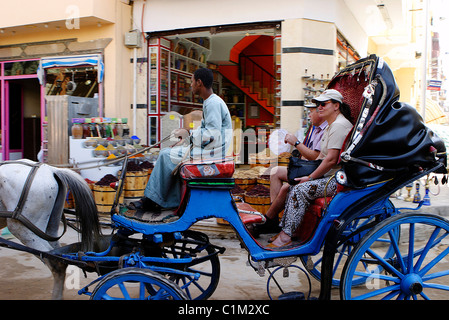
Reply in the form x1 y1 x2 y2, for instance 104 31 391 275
118 206 179 224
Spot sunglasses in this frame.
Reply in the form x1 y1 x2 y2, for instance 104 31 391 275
316 100 332 107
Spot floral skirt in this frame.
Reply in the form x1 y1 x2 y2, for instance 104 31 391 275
280 177 337 237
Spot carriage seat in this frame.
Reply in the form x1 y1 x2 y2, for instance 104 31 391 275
236 196 333 239
176 157 235 216
308 197 334 217
179 157 235 180
294 184 347 242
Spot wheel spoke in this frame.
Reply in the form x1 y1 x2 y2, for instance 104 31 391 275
333 245 349 276
418 245 449 277
408 223 415 273
91 269 187 300
101 293 115 300
151 288 170 300
139 282 146 300
382 290 400 300
186 275 207 293
366 248 404 279
423 282 449 291
353 270 401 283
422 269 449 282
419 291 431 300
118 283 131 299
388 229 406 273
352 284 401 300
166 232 221 300
312 255 323 269
414 227 442 271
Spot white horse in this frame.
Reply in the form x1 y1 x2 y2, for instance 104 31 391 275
0 159 101 300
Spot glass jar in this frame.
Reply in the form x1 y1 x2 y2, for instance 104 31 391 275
71 118 83 139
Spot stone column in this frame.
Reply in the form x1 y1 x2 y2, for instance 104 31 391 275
280 18 337 137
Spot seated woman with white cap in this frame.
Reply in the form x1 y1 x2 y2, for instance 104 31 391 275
268 89 353 248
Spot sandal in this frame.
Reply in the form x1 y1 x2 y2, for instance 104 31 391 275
266 239 292 249
268 233 280 243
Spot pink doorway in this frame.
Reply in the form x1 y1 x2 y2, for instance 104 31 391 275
0 59 41 161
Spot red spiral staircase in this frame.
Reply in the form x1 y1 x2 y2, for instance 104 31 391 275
217 35 275 116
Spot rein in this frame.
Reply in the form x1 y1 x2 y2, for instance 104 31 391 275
0 161 67 242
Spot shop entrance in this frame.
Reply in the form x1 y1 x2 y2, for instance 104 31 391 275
148 22 281 163
3 78 41 161
0 59 41 161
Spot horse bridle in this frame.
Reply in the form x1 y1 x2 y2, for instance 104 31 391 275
0 161 67 242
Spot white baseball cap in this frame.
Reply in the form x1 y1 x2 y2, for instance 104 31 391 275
312 89 344 104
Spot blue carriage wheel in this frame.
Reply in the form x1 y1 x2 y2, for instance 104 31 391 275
161 230 221 300
300 214 399 287
341 212 449 300
90 268 188 300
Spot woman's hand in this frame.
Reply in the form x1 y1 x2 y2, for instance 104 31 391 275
294 176 310 184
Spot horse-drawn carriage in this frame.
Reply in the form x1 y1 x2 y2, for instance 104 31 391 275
0 54 447 300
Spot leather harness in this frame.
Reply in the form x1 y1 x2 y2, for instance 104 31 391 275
0 161 67 242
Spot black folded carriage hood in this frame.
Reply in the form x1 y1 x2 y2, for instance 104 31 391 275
332 54 447 189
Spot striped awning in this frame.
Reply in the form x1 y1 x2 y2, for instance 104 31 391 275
37 54 104 85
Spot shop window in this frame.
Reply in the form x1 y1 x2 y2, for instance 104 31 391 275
45 66 99 97
4 60 39 76
148 116 158 145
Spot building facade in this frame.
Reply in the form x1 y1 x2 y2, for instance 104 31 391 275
0 0 135 163
133 0 417 148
